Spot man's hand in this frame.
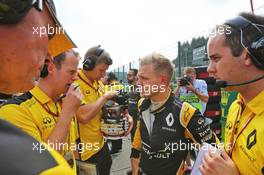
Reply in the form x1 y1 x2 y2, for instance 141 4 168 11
200 149 240 175
62 84 83 115
124 114 133 136
185 82 195 92
103 91 118 101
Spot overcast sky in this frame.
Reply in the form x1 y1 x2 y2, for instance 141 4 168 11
54 0 264 69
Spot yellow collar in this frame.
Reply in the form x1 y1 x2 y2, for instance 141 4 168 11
237 90 264 115
30 86 52 104
78 70 99 89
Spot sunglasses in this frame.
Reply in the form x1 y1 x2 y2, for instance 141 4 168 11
0 0 45 24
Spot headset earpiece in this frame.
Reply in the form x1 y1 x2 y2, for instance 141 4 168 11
40 63 49 78
83 45 105 71
83 56 97 71
225 16 264 69
248 37 264 69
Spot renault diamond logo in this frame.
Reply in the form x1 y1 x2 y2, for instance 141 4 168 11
166 113 174 127
247 129 257 150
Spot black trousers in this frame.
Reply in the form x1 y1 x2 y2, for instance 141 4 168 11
85 143 112 175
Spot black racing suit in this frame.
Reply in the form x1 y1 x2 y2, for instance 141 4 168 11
131 92 217 175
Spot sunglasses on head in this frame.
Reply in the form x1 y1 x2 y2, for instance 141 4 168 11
0 0 43 24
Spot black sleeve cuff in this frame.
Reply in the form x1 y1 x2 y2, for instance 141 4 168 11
130 148 141 158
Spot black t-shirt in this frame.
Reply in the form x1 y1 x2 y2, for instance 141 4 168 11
127 89 140 122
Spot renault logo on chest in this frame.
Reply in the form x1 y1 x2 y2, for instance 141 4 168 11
166 113 174 127
247 129 257 150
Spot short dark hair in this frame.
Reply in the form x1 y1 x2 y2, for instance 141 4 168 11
84 46 112 66
53 50 78 69
107 72 117 83
219 12 264 57
53 52 66 69
129 69 138 76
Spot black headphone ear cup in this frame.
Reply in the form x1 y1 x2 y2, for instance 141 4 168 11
248 37 264 70
248 47 264 70
83 56 96 71
225 16 264 69
40 63 49 78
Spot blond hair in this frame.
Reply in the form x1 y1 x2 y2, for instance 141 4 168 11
140 52 174 83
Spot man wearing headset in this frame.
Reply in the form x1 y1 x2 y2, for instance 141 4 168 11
0 0 77 174
200 12 264 175
75 45 133 175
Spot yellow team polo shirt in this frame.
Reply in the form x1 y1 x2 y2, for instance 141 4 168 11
224 90 264 175
75 70 105 161
0 86 78 174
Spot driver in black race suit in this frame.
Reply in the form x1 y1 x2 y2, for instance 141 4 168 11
130 53 219 175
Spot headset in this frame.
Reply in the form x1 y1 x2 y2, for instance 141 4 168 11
83 45 105 71
40 52 65 78
40 57 52 78
224 16 264 70
40 63 49 78
216 15 264 88
0 0 43 24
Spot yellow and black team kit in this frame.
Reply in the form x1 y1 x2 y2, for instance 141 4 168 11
0 119 75 175
75 69 112 174
0 86 78 175
131 91 218 175
224 90 264 175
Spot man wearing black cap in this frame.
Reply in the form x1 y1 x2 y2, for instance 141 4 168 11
0 0 76 174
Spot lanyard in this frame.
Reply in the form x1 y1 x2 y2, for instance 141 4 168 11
228 107 255 156
78 73 100 93
34 95 74 160
33 96 60 117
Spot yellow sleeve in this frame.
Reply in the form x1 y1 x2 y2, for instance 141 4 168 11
0 104 42 141
72 116 79 141
40 147 75 175
132 121 142 151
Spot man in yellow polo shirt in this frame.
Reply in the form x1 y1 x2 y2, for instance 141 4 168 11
0 0 77 174
0 50 82 174
200 12 264 175
75 45 116 175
